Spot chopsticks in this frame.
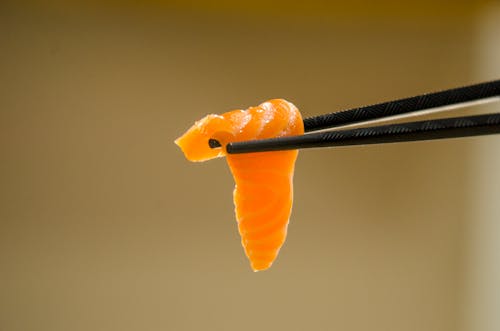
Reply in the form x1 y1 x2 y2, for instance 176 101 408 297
223 79 500 154
225 113 500 153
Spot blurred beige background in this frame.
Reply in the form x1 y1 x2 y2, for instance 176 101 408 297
1 1 499 331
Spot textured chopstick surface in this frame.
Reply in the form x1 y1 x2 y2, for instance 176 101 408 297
226 113 500 153
303 80 500 132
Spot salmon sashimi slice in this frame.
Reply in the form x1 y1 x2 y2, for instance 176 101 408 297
175 99 304 271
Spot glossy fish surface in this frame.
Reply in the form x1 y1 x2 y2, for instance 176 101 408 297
175 99 303 271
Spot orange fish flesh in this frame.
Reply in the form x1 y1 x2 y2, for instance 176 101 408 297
175 99 304 271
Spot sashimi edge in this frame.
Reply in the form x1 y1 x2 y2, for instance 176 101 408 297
231 162 298 272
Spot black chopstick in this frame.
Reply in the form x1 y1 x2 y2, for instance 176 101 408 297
303 79 500 131
225 113 500 154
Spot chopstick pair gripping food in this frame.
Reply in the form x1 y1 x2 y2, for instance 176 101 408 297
175 79 500 271
225 79 500 154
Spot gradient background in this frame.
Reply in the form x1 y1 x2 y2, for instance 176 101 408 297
1 1 500 331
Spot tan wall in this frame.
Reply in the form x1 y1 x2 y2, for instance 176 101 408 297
0 3 496 331
464 4 500 331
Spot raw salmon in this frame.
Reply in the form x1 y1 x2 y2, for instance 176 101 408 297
175 99 304 271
